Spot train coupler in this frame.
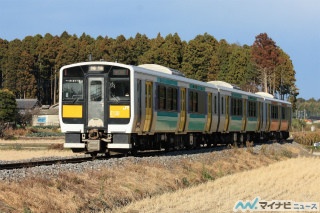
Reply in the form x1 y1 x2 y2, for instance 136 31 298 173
86 140 101 152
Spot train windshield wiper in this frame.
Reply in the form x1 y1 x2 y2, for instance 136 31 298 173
111 94 120 103
72 97 79 103
71 95 82 103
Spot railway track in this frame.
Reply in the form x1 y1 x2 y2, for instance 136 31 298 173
0 145 230 171
0 149 167 171
0 156 96 171
0 139 290 171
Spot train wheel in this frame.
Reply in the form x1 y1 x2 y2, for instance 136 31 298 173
233 133 238 148
129 149 137 156
90 152 97 160
71 148 85 153
239 134 246 148
105 151 110 158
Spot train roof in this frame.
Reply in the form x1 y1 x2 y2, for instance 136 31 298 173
138 64 185 77
133 63 219 90
135 64 291 105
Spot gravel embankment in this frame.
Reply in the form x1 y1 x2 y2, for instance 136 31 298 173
0 141 311 182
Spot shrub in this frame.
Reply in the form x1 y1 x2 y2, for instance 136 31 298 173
292 131 320 146
26 132 64 137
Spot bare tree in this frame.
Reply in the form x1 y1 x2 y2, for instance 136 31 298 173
251 33 280 93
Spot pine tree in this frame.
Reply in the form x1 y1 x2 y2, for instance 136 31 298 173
0 89 16 122
181 33 218 81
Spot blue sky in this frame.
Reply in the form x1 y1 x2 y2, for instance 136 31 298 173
0 0 319 100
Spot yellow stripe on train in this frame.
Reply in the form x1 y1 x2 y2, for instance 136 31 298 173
110 105 130 118
62 105 83 118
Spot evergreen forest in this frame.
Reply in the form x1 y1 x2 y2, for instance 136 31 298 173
0 31 299 108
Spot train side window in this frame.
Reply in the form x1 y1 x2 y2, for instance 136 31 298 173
248 101 257 117
167 87 173 110
281 107 286 119
231 98 242 116
231 98 236 115
271 105 279 119
157 85 178 111
172 88 177 110
189 91 198 113
167 87 178 111
197 92 207 114
214 95 217 114
221 97 224 115
238 99 242 116
193 92 198 112
189 91 193 112
158 85 166 110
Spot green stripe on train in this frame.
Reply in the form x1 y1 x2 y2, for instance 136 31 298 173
157 77 178 86
189 84 205 91
190 113 206 118
188 113 206 130
155 111 178 131
157 111 178 117
232 92 242 98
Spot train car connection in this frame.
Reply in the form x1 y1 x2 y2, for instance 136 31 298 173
59 61 292 156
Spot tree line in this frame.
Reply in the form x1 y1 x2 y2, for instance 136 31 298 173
0 31 298 108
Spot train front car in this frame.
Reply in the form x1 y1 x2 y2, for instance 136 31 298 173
59 62 134 156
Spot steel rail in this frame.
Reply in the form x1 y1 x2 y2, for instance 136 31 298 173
0 139 291 171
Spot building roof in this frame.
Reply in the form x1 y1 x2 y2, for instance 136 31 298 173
16 99 41 110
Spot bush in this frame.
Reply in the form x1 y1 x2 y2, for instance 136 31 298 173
0 89 17 123
292 131 320 146
0 89 17 139
291 119 306 132
26 132 64 137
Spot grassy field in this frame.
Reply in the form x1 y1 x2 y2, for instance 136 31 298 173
0 138 80 160
116 157 320 213
0 142 314 212
0 149 80 161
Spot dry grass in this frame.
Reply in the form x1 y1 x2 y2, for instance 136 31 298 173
116 157 320 213
0 138 74 161
292 130 320 146
0 150 79 161
0 143 311 212
0 138 65 144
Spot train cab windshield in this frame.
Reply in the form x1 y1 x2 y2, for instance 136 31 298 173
108 68 130 102
62 68 84 101
61 65 130 103
62 79 84 101
109 78 130 102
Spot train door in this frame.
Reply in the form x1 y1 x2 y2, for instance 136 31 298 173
242 98 247 132
87 77 106 128
266 103 271 131
135 79 142 132
224 96 230 132
217 93 225 132
143 81 153 132
178 88 186 132
205 92 212 132
257 101 262 131
212 93 219 132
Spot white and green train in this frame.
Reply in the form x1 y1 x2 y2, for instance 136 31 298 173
59 61 291 155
